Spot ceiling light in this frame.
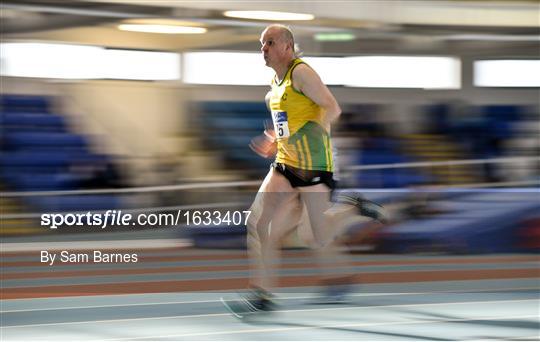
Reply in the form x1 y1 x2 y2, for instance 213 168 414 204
314 33 356 42
223 10 314 21
118 24 206 34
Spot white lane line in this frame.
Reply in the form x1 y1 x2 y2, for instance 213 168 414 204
1 299 537 329
1 286 538 313
105 315 540 341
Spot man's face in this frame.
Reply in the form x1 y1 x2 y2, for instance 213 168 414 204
260 27 289 68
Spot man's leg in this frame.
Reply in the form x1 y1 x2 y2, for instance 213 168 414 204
247 168 298 292
297 184 346 247
297 184 360 300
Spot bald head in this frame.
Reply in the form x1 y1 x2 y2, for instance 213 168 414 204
260 24 303 72
266 24 294 47
261 24 301 57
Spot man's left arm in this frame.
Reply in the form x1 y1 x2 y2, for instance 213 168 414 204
292 64 341 131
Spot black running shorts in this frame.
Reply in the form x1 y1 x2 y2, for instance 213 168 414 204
271 162 336 190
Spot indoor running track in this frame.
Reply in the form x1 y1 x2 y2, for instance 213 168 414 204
1 247 539 340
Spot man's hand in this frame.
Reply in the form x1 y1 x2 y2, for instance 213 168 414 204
263 127 276 141
249 129 277 158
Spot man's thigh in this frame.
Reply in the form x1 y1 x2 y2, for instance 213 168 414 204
297 183 334 246
248 168 299 237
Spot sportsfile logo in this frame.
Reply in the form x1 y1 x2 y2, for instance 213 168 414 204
40 210 251 229
41 210 136 229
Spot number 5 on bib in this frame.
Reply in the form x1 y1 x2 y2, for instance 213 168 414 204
272 111 290 138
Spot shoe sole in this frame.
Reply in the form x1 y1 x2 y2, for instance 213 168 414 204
221 296 248 319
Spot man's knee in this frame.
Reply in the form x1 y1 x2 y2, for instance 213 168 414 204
247 208 272 247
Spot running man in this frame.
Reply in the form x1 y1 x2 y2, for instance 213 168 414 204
239 24 386 313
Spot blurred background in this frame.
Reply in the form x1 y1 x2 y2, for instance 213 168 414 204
1 0 539 253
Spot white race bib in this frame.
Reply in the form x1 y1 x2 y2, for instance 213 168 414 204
272 111 290 138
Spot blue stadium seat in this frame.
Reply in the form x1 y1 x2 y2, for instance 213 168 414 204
1 151 75 167
483 105 522 122
5 173 79 191
196 101 270 174
1 112 66 130
376 192 540 253
1 95 51 113
4 132 87 149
